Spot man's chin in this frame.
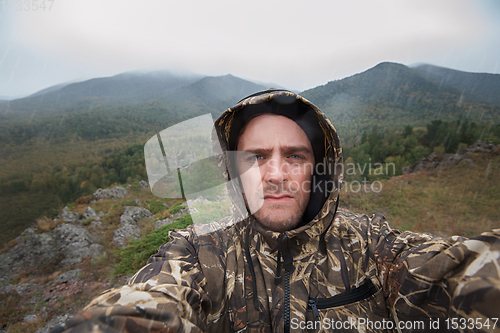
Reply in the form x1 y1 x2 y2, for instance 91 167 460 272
253 209 302 233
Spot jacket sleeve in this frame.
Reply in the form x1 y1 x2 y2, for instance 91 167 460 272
370 213 500 330
50 227 210 333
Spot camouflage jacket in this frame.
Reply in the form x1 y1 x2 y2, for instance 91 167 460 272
53 90 500 333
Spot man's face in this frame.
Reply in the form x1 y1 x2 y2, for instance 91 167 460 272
236 114 314 232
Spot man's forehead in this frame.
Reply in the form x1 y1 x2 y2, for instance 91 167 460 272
236 113 311 150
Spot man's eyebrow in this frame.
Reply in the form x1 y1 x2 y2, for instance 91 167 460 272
239 146 312 155
280 145 313 154
239 148 273 155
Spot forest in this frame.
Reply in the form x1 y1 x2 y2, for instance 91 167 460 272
1 116 498 247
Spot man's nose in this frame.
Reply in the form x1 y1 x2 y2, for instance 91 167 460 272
264 156 288 183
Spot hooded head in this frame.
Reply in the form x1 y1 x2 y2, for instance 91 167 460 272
214 89 343 232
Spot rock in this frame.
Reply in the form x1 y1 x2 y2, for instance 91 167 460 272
120 206 153 225
53 223 102 267
14 282 35 295
154 218 174 230
138 180 149 190
81 207 99 221
57 207 79 224
35 314 73 333
112 206 152 247
411 158 438 173
93 186 128 200
0 223 103 282
459 158 474 166
53 269 81 284
182 196 210 207
90 220 102 229
0 228 57 283
113 224 140 247
427 152 441 161
89 244 104 257
403 140 496 174
171 207 190 219
1 284 14 293
436 154 466 170
24 314 38 323
460 140 499 154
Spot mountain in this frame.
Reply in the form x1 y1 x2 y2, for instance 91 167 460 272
0 74 268 147
413 64 500 106
157 74 268 116
1 62 499 252
28 80 81 97
0 70 205 122
300 62 500 145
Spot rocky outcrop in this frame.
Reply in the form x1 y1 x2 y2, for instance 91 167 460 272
52 223 103 267
57 207 80 224
154 218 174 230
0 223 103 284
82 207 99 221
119 206 153 225
182 196 211 207
0 228 58 284
138 180 149 191
112 224 141 247
53 269 82 284
112 206 153 247
403 140 498 174
93 186 128 200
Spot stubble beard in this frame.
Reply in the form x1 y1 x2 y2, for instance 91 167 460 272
251 183 309 233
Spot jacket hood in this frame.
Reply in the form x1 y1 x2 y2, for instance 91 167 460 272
213 89 343 233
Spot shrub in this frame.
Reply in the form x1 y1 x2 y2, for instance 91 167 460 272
75 195 92 205
147 200 169 215
168 202 184 215
36 216 63 232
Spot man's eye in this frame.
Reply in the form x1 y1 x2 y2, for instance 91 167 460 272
288 155 302 160
247 155 263 162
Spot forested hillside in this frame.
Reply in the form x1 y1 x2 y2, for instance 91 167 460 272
0 62 499 247
301 62 499 147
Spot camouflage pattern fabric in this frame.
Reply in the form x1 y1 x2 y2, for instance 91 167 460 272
52 90 500 333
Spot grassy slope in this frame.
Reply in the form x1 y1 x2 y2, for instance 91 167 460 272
341 152 500 237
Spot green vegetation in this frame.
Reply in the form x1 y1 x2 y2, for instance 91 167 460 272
168 202 184 215
114 215 193 275
193 201 232 224
343 120 500 182
301 62 500 147
0 144 149 246
146 200 169 215
1 62 500 247
341 153 500 237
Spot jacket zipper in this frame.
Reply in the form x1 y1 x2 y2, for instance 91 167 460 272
284 270 290 333
308 279 377 318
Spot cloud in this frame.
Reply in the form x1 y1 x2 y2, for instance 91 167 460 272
0 0 497 96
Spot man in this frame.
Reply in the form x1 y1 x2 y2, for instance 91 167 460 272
53 89 500 333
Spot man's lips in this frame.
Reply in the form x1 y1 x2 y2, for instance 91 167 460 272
263 195 294 202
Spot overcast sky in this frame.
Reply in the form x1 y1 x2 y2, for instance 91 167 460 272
1 0 500 98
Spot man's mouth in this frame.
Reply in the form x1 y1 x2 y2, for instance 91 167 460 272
263 194 294 202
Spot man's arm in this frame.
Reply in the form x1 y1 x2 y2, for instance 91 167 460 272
50 228 211 333
370 213 500 329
